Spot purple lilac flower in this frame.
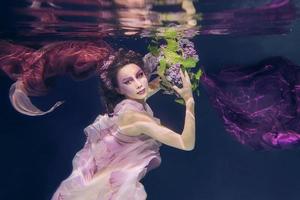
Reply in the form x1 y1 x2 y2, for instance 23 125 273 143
155 38 199 96
179 39 199 61
143 53 159 77
165 63 183 88
179 39 194 48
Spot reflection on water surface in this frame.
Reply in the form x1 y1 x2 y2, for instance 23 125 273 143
1 0 299 43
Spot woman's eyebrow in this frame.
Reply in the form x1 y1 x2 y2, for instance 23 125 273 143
136 69 143 74
122 77 132 82
122 70 143 82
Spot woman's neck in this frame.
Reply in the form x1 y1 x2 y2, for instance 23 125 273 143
128 98 147 110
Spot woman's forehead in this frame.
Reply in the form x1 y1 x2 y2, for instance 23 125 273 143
118 63 142 77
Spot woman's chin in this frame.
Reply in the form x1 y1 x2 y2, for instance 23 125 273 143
135 96 146 100
128 95 147 101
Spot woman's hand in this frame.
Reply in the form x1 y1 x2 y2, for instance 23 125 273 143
146 76 162 99
148 76 162 90
172 68 193 102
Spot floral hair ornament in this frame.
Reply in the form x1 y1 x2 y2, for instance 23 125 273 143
98 54 116 90
144 26 203 105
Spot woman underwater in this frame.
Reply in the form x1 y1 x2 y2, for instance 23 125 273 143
0 41 196 199
50 49 196 200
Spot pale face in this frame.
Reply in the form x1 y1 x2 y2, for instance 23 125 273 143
116 63 148 101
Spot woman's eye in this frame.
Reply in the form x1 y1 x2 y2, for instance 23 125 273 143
137 72 144 78
124 80 132 85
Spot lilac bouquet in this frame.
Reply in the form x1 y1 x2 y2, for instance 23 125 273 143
144 27 202 104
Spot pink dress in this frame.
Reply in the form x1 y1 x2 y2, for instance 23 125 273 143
51 99 162 200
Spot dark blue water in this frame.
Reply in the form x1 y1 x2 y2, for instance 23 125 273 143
1 1 300 200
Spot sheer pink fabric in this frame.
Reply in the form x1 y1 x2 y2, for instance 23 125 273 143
51 99 161 200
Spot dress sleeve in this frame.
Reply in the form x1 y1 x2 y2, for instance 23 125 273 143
84 113 115 143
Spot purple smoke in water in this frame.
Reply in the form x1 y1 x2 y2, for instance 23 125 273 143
200 57 300 150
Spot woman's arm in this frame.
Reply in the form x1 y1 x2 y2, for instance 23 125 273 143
117 97 195 151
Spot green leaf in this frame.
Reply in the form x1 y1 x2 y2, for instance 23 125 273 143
164 28 177 39
158 59 167 76
195 68 203 80
181 58 197 68
192 82 197 90
163 50 198 68
175 98 185 105
163 49 182 64
147 40 160 56
148 44 159 56
166 39 178 52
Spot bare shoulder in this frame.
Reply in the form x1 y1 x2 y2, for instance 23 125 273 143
117 110 158 126
116 111 159 136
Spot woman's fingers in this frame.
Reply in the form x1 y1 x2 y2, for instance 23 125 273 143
184 70 192 86
179 68 187 87
179 68 185 78
172 85 180 93
173 69 194 100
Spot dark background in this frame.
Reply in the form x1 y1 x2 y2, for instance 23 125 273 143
1 1 300 200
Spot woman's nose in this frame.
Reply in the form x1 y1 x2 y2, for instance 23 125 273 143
134 79 142 88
